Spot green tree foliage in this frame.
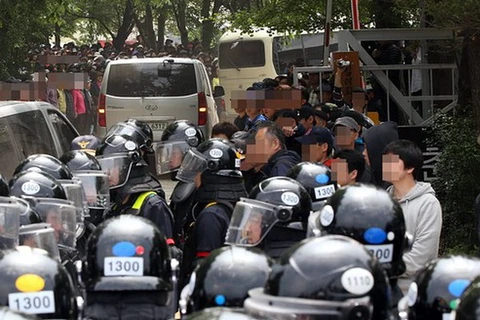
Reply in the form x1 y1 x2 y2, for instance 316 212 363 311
0 0 53 79
224 0 420 35
430 112 480 254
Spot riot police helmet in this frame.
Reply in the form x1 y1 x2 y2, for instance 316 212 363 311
13 154 73 180
157 120 205 174
244 235 392 320
225 177 311 247
82 215 173 297
407 255 480 320
316 183 410 279
179 246 273 315
287 161 337 211
0 246 78 319
176 138 242 183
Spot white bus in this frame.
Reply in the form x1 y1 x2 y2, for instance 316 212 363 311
217 29 339 117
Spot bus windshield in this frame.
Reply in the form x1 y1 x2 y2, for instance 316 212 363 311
219 40 266 69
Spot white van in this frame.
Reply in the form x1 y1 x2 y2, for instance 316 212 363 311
97 58 221 141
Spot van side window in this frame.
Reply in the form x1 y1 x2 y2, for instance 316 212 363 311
48 110 78 154
106 63 197 97
0 119 20 178
7 110 57 158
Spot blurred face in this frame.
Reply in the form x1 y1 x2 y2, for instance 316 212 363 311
255 127 280 162
301 143 328 163
233 104 246 115
382 154 413 182
245 104 260 119
169 147 184 170
243 213 263 244
332 159 357 186
263 107 276 119
334 126 358 150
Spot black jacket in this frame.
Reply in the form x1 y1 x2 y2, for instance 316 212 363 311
245 149 301 192
109 167 173 239
363 121 399 188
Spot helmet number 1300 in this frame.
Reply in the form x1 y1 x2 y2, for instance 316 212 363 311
104 257 144 276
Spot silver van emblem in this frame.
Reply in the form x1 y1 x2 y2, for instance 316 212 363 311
145 105 159 111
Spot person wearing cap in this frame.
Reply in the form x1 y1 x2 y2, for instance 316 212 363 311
332 116 375 184
295 127 334 167
71 135 101 156
332 116 359 151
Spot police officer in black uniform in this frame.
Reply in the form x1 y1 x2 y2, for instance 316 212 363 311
82 215 175 320
96 134 175 243
179 245 273 316
0 246 80 319
244 235 393 320
176 138 246 284
314 183 411 309
403 256 480 320
225 176 312 259
105 118 163 191
60 150 110 227
157 120 205 247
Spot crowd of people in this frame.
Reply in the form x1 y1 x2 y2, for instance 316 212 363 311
0 37 475 320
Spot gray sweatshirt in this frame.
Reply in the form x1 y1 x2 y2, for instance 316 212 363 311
387 182 442 292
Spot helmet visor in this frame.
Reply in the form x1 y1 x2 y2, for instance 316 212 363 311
0 197 20 249
225 198 290 247
19 223 61 261
33 198 77 249
73 171 110 209
155 141 190 175
59 179 86 223
96 154 134 188
175 149 208 183
245 288 373 320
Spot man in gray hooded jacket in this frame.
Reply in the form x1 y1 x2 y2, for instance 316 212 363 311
382 139 442 293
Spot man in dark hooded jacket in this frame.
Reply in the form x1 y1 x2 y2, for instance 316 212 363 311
244 121 301 192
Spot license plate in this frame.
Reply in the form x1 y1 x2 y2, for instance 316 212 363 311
150 122 168 131
104 257 144 276
365 244 394 263
314 184 336 200
8 291 55 314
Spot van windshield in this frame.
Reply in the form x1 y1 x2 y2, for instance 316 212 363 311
106 62 197 97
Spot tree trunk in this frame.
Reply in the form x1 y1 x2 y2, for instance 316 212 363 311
144 3 157 51
113 0 135 51
157 5 168 50
171 0 188 46
459 29 480 131
54 23 61 48
201 0 222 50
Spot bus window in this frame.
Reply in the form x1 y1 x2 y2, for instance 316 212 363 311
219 40 266 69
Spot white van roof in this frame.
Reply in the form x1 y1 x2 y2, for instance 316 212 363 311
107 57 199 65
